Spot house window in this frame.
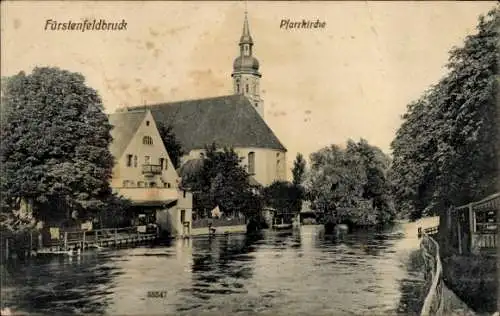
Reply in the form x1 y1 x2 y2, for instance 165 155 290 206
167 182 171 188
255 103 258 108
145 156 150 164
183 190 187 198
126 154 133 167
180 210 186 224
143 136 153 145
165 159 168 170
245 84 249 94
277 159 281 177
138 181 145 187
146 120 150 126
123 180 129 187
134 155 137 167
248 152 255 175
236 79 240 93
159 158 164 170
150 182 157 188
129 181 135 187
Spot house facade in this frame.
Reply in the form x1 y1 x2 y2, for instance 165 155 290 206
108 109 193 237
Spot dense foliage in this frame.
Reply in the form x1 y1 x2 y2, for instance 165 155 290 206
1 67 120 227
157 122 184 170
262 180 302 220
389 8 499 220
181 144 262 218
305 139 394 226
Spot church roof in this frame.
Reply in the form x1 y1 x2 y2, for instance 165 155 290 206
132 94 287 152
108 110 147 159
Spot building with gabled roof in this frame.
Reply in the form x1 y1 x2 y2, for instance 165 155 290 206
108 109 193 237
117 12 287 187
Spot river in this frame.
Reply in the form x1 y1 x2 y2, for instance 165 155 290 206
1 220 438 316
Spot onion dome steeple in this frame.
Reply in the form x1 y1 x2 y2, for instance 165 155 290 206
231 11 264 119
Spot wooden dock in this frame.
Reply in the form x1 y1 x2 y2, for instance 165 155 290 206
33 227 158 257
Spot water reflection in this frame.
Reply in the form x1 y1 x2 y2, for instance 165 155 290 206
1 222 428 316
2 252 117 315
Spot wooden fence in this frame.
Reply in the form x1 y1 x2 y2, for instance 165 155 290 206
192 217 246 229
420 228 444 316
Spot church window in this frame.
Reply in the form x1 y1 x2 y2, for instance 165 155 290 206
245 84 249 93
143 136 153 145
255 103 258 108
145 156 150 164
134 155 137 167
146 120 150 126
236 79 241 93
159 158 164 170
276 159 281 177
126 154 133 167
248 152 255 175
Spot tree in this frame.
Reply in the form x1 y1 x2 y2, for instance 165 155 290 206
305 139 394 226
292 153 306 186
157 122 184 170
262 180 301 222
390 8 499 220
291 153 307 213
181 143 260 218
1 67 116 225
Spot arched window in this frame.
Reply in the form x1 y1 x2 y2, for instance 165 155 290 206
134 155 137 167
276 158 281 177
143 136 153 145
245 84 249 94
248 152 255 175
236 79 240 94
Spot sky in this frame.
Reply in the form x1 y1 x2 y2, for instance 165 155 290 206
1 1 497 175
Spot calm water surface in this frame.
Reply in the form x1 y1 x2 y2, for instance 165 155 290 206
1 222 429 316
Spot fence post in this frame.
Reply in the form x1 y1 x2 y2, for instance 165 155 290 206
457 222 462 255
82 231 86 251
64 232 68 251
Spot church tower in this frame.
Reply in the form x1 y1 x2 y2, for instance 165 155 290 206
232 12 264 118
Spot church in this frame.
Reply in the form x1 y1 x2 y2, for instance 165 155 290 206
116 13 287 187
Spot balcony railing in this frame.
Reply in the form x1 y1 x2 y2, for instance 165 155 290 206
142 164 162 176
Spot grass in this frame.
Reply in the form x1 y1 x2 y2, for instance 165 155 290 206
441 253 497 314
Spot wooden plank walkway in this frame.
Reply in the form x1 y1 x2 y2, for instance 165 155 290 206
33 227 158 256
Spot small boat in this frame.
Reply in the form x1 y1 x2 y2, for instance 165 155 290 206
273 223 293 230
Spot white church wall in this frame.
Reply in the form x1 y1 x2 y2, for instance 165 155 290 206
182 147 286 187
